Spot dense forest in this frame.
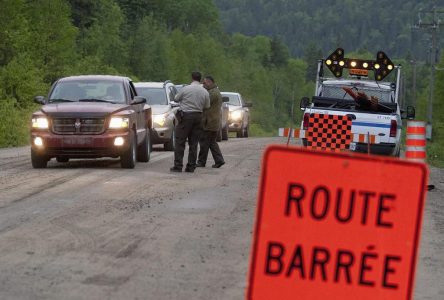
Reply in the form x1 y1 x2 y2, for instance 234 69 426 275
0 0 442 165
0 0 312 146
215 0 441 57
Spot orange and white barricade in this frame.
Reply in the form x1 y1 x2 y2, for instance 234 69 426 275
279 125 382 153
278 128 301 138
352 133 379 145
405 121 427 162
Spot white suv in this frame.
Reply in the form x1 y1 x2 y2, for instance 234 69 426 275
134 81 179 151
221 92 252 138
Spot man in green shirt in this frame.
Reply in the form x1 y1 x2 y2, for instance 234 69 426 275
197 76 225 168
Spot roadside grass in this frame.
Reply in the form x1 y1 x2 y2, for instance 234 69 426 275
0 100 36 148
249 123 275 137
415 88 444 168
426 121 444 168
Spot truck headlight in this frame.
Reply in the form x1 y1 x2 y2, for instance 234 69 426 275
32 117 49 129
34 137 44 147
153 114 167 127
109 117 129 129
230 110 242 121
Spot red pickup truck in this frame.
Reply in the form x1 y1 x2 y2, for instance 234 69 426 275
31 75 152 168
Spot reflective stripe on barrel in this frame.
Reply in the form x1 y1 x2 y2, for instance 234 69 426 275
405 149 427 159
406 121 427 135
405 135 427 147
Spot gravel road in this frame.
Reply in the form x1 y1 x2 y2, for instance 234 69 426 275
0 137 442 299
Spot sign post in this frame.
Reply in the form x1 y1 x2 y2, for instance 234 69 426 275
247 146 428 300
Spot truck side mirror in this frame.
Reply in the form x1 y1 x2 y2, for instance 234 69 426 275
402 106 415 120
34 96 46 105
131 96 146 105
222 96 229 103
300 97 310 110
406 106 415 120
243 102 253 108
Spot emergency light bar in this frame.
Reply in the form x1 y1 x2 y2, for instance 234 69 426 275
325 48 395 81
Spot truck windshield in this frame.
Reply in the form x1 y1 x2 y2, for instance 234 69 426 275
136 88 168 105
222 94 241 106
321 85 393 103
49 80 126 104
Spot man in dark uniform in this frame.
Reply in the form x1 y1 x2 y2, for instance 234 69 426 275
170 72 210 173
196 76 225 168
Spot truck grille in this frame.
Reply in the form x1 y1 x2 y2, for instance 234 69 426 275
52 118 105 134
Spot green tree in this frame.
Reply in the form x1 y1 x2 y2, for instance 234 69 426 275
303 43 323 81
130 16 171 81
79 0 128 73
268 37 290 68
25 0 78 82
0 0 29 67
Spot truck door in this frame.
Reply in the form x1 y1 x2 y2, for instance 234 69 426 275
128 82 146 140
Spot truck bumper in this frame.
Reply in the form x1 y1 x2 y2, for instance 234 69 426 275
228 121 243 132
151 126 173 144
301 139 398 156
31 131 130 158
353 142 398 156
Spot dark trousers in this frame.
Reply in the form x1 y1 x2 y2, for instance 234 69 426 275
198 130 224 166
174 112 203 170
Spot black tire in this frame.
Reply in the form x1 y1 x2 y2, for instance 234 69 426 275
222 125 228 141
56 157 69 163
394 147 401 158
137 128 151 162
236 126 244 138
121 131 136 169
31 149 48 168
164 127 176 151
243 126 249 138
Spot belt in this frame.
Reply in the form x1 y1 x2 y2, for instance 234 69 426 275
182 111 202 114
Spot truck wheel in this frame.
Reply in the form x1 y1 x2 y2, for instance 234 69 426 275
137 129 151 162
222 125 229 141
164 127 176 151
243 126 249 138
121 131 136 168
31 149 48 168
236 126 244 138
56 157 69 163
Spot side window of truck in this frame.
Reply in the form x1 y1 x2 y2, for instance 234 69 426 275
168 86 177 102
129 82 137 99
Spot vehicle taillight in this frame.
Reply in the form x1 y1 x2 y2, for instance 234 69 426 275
390 120 397 137
303 113 310 130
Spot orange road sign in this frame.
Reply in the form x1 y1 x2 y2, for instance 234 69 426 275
247 146 428 300
349 68 369 77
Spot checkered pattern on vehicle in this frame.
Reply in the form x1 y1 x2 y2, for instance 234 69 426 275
306 114 352 152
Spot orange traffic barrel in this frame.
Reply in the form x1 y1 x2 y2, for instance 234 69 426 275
405 121 426 161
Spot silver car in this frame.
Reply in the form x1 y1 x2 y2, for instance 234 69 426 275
135 81 179 150
221 92 252 138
